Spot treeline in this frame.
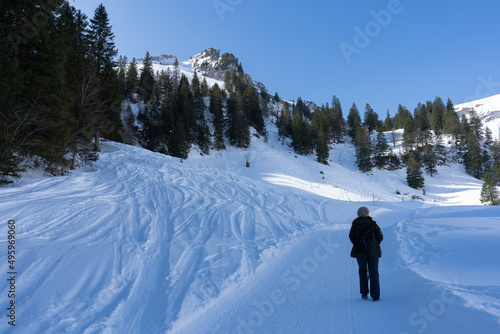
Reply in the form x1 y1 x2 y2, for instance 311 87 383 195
0 1 122 183
121 52 267 159
277 95 496 191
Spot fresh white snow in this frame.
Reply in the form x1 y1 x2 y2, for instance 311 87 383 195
1 122 499 333
455 93 500 139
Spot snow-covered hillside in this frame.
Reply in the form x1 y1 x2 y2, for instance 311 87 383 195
455 93 500 139
1 123 499 333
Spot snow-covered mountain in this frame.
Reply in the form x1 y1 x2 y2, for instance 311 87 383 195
455 93 500 138
184 48 241 81
133 48 317 113
1 121 499 333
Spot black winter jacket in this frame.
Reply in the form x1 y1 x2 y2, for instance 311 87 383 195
349 216 383 258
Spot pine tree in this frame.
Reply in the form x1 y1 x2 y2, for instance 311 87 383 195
443 98 460 138
278 102 292 144
316 127 329 165
125 58 138 100
226 92 250 148
386 150 402 171
392 105 413 130
422 145 438 176
63 3 106 169
406 151 425 189
384 110 393 132
480 172 500 205
469 109 484 142
243 85 265 135
363 103 378 133
291 108 314 155
138 51 155 103
491 140 500 184
88 4 117 71
347 103 362 141
464 130 483 179
295 97 312 119
402 118 416 152
355 126 372 172
330 95 344 142
87 4 121 152
434 134 448 166
176 75 195 145
191 72 211 154
484 127 493 149
431 97 444 134
209 84 226 150
373 131 389 169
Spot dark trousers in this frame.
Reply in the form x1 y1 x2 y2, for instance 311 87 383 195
356 257 380 299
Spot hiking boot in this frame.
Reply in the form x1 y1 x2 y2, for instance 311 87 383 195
373 297 379 301
362 294 368 300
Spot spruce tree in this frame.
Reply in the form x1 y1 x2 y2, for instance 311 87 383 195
126 58 138 100
291 108 313 155
464 130 483 179
469 109 484 142
431 97 444 134
491 140 500 184
347 103 362 141
243 85 265 135
374 131 389 169
330 95 344 143
176 75 195 145
422 145 438 177
384 111 393 132
88 4 117 71
87 4 121 152
406 151 425 189
138 51 155 103
393 105 413 130
226 92 250 148
484 127 493 149
316 127 329 165
434 134 448 166
278 102 292 144
364 103 378 133
191 72 211 154
480 172 500 205
402 118 417 152
209 84 226 150
355 126 372 172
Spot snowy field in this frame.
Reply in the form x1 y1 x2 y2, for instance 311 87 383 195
1 123 499 333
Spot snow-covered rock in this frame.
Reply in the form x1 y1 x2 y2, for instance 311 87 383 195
455 93 500 138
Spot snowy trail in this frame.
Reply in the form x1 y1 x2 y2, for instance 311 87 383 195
172 209 498 334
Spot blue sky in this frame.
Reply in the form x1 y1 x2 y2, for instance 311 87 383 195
72 0 500 116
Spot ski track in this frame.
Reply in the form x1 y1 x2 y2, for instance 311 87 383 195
0 142 329 333
0 141 499 333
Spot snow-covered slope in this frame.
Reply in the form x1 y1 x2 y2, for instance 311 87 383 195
134 51 227 91
455 93 500 138
1 124 499 333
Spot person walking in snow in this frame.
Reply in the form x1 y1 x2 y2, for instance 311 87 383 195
349 206 383 301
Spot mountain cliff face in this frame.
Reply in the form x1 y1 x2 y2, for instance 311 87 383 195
455 93 500 138
184 48 242 81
